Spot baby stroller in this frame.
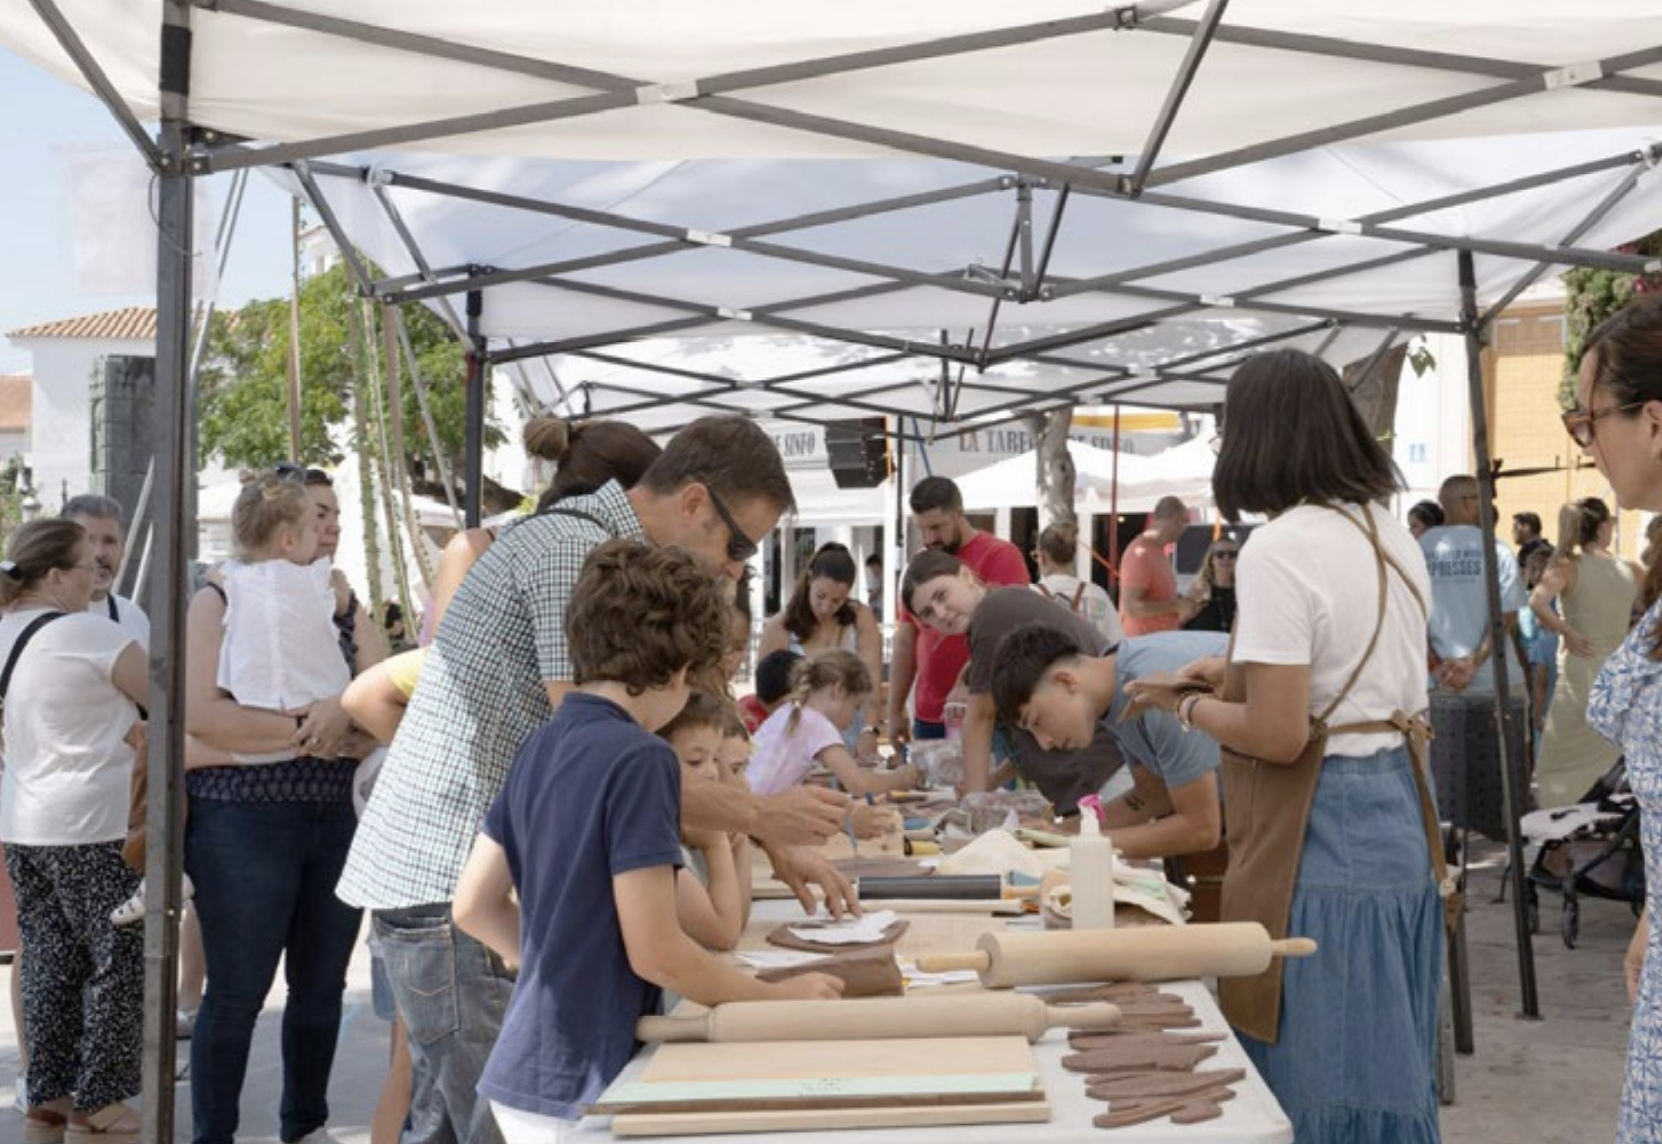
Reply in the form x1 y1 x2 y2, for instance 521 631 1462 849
1522 757 1644 948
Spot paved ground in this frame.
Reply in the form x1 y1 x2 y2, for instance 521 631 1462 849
0 842 1635 1143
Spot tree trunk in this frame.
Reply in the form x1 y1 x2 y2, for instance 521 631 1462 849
1026 407 1076 529
1344 343 1409 443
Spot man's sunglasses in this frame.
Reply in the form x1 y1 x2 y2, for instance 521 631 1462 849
706 486 761 563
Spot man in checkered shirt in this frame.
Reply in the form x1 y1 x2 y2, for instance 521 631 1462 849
339 416 853 1144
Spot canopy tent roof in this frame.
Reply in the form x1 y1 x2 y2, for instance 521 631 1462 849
7 1 1662 432
275 127 1662 432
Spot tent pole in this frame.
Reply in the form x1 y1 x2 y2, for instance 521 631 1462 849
142 3 195 1139
464 289 485 527
1457 249 1541 1020
1109 406 1122 582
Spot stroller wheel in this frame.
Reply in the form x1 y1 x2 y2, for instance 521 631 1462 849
1562 897 1580 950
1525 885 1540 935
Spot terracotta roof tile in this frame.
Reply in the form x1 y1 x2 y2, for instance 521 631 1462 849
0 374 31 433
6 306 158 342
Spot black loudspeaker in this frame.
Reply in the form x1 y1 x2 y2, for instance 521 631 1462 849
90 355 155 523
825 417 887 489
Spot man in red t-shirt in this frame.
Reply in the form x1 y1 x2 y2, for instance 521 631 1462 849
887 476 1028 743
1118 496 1196 636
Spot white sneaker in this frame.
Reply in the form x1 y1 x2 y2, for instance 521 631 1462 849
111 874 195 927
13 1073 26 1112
287 1129 345 1144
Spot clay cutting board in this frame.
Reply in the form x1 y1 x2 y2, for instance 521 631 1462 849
604 1036 1049 1136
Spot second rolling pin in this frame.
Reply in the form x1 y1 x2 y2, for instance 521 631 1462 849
913 923 1318 988
636 993 1120 1044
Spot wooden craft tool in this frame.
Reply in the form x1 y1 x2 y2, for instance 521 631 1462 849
636 992 1120 1044
913 922 1317 987
600 1035 1051 1135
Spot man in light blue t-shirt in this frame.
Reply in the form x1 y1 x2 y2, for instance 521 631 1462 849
987 625 1228 861
1420 474 1527 695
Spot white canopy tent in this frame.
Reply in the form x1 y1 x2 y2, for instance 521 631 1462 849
9 3 1662 1109
7 2 1662 440
954 439 1213 511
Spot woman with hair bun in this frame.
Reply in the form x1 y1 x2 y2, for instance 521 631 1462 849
1530 496 1641 808
756 543 884 758
427 415 662 634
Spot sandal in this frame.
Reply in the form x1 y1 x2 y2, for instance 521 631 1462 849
23 1105 69 1144
65 1103 141 1144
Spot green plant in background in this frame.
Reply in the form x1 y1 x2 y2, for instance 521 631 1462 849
198 260 504 493
0 457 25 545
1562 229 1662 408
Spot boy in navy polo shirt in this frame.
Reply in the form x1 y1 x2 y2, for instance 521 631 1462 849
453 541 842 1142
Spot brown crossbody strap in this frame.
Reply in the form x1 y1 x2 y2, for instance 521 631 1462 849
1312 503 1392 727
1318 511 1456 915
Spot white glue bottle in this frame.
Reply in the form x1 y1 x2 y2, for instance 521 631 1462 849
1070 803 1116 930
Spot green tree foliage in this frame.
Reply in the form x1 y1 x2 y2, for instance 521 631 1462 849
1562 230 1662 408
198 261 500 486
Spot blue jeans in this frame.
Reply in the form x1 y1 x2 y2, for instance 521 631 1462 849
186 799 363 1144
375 906 515 1144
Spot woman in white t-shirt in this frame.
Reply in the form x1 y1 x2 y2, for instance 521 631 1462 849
747 650 918 804
0 518 149 1143
1127 349 1442 1144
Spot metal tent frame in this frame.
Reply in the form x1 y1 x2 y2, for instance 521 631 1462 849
14 0 1662 1134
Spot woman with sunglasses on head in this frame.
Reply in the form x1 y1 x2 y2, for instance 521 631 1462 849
1183 539 1241 634
1562 294 1662 1143
1528 497 1640 810
180 465 387 1144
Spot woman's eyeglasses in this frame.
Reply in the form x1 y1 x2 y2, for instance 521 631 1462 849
1562 402 1644 448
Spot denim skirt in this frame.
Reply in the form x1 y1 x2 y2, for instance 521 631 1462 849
1239 745 1443 1144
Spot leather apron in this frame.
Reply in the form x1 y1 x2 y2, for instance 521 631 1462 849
1216 504 1453 1044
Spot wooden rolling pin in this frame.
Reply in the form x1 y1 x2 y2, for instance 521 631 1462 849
913 923 1317 988
636 993 1120 1044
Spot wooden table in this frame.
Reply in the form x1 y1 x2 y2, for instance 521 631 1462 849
572 902 1293 1144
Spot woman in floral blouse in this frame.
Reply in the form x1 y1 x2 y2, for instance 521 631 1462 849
1572 294 1662 1143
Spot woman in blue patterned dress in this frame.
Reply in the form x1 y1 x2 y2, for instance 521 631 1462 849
1572 294 1662 1142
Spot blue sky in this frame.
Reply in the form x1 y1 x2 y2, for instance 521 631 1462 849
0 49 293 373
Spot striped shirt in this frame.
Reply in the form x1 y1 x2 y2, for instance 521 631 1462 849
337 482 645 908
